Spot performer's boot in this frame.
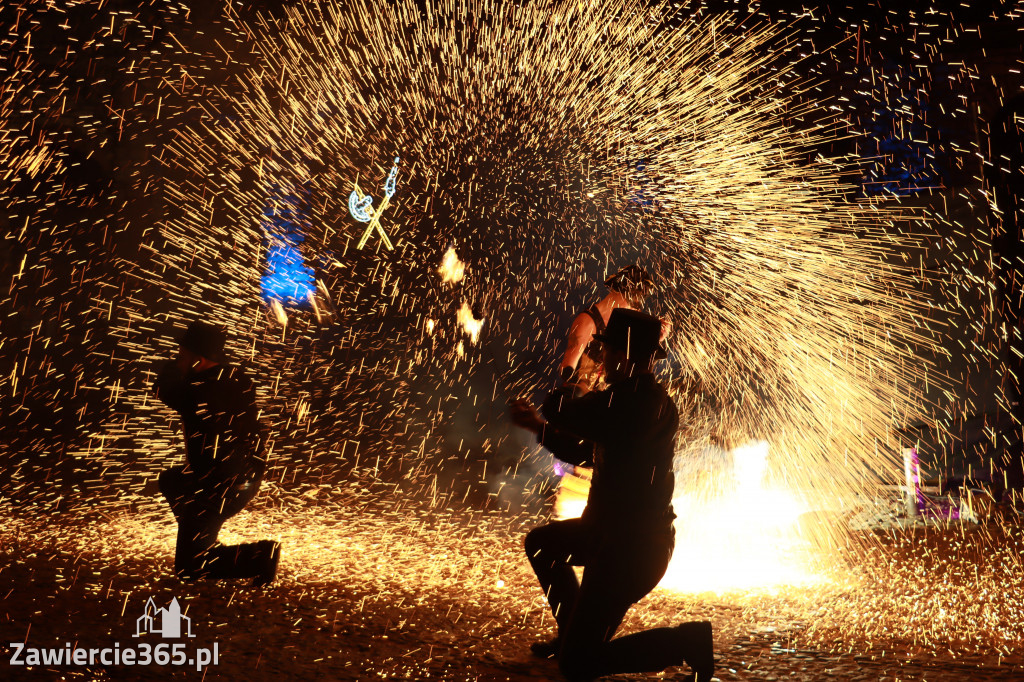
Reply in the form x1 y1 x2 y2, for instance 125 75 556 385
676 620 714 682
251 540 281 587
529 636 561 659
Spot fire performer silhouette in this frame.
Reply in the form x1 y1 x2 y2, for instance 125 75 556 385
153 321 280 586
511 309 714 681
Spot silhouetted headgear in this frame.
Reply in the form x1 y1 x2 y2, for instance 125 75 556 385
592 308 667 361
178 321 227 362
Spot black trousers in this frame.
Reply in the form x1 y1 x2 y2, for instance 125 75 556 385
525 518 692 680
159 465 272 580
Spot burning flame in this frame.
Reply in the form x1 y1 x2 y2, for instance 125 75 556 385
554 440 823 593
270 299 289 326
457 301 483 344
553 466 591 520
438 247 465 284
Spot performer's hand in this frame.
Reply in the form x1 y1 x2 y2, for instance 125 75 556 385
509 398 545 434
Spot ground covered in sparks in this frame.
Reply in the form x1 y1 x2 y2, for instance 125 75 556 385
1 491 1022 681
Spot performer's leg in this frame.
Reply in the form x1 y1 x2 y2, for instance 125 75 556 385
597 619 715 681
160 467 220 576
559 538 682 680
158 466 191 520
198 484 279 582
174 510 225 577
556 558 635 681
524 518 591 633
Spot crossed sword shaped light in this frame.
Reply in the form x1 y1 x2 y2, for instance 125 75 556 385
348 157 400 250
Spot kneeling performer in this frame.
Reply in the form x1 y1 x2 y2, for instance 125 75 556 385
511 309 713 681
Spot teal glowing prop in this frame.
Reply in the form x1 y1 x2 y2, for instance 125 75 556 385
349 157 400 250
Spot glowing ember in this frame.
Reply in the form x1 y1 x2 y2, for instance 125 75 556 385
270 299 289 326
438 247 466 285
456 301 484 344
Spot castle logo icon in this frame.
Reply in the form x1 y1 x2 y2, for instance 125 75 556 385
134 597 195 638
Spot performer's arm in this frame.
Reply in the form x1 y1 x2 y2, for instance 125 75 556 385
539 423 596 467
541 385 614 446
558 313 596 377
509 397 596 467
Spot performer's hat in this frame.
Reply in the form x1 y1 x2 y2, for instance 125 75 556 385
178 321 227 362
593 308 668 361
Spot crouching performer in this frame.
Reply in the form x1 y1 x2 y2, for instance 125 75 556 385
510 309 713 682
154 320 280 586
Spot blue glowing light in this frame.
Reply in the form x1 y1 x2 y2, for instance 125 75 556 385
857 62 947 197
260 183 317 306
626 159 658 209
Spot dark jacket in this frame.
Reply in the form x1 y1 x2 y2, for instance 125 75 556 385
154 362 266 485
540 372 678 541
